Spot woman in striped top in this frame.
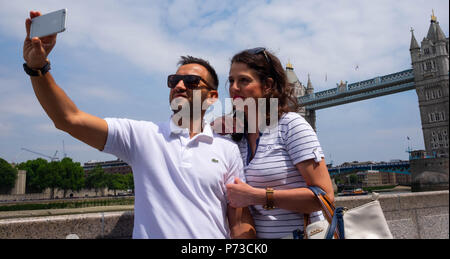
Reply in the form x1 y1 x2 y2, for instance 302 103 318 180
225 48 335 239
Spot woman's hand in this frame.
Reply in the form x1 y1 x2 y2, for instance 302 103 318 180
226 178 264 208
210 112 245 135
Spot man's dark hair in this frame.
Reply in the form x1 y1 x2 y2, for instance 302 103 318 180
178 56 219 89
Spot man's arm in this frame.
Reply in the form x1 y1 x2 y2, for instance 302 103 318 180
24 11 108 151
227 206 256 239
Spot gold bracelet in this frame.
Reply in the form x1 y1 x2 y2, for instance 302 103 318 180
263 187 274 210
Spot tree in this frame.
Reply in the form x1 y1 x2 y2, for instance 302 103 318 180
41 161 63 199
18 158 48 193
0 158 17 194
106 173 127 196
86 165 107 196
59 158 85 198
348 174 359 185
124 173 134 193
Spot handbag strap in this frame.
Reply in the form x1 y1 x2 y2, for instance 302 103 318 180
307 186 336 222
305 186 343 239
325 207 346 239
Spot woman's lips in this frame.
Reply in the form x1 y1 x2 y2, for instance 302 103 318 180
233 95 245 100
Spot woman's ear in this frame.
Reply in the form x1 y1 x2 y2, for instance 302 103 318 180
264 78 275 94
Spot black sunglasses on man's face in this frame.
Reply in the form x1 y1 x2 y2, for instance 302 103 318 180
167 74 216 90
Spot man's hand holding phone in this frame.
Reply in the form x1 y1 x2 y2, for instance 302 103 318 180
23 11 58 70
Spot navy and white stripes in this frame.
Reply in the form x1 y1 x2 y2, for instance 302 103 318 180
238 112 325 239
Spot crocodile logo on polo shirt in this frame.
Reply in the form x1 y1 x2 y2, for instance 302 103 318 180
211 158 219 163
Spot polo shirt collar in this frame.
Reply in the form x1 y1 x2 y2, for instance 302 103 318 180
168 116 214 143
169 117 189 136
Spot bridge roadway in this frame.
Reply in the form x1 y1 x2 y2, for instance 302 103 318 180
299 69 415 110
328 160 410 176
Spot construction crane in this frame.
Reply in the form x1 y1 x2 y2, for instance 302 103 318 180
21 148 60 161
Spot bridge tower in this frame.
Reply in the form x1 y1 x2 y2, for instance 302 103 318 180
305 74 316 131
286 63 317 130
409 12 449 158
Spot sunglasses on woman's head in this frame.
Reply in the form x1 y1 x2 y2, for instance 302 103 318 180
245 47 279 85
167 74 216 90
245 47 272 66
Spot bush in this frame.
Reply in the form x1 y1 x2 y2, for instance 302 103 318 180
0 197 134 211
0 158 17 193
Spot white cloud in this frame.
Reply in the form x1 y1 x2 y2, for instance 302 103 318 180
0 122 14 136
0 76 44 118
0 0 447 164
34 123 59 134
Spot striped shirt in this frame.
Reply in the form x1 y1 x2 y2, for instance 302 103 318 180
237 112 325 239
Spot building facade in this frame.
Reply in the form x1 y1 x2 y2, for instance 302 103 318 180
285 62 316 130
83 159 132 176
410 13 449 158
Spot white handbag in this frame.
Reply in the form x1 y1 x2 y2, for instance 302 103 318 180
303 186 393 239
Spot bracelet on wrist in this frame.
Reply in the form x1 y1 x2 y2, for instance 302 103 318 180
23 60 51 77
263 187 275 210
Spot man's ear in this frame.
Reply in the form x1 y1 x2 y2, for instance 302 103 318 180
204 90 218 107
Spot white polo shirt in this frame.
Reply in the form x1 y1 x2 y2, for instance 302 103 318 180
102 117 245 239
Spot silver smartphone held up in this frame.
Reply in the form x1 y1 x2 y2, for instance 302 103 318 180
30 9 67 39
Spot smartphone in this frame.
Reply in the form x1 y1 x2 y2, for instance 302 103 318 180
30 9 67 39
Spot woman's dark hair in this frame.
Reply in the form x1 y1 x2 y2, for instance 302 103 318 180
230 48 300 141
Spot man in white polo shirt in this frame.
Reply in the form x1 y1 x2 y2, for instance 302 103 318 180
22 11 255 239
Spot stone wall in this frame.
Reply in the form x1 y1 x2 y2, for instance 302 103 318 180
0 188 118 202
0 191 448 239
410 157 449 192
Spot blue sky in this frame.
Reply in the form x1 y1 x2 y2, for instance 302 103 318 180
0 0 448 166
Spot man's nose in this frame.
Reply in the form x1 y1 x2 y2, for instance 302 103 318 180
174 79 187 91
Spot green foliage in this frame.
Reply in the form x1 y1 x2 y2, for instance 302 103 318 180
106 173 127 196
59 158 85 198
0 197 134 211
17 157 86 198
0 158 17 193
124 173 134 192
86 165 107 195
348 174 359 185
18 158 48 193
13 158 134 198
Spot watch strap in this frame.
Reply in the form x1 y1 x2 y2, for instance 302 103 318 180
23 61 51 77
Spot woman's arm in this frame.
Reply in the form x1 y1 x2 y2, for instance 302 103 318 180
227 206 256 239
226 159 334 214
272 159 334 213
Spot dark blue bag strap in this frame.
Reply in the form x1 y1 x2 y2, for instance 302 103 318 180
306 186 345 239
325 207 346 239
307 186 326 196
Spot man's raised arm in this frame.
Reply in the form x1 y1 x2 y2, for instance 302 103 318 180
23 11 108 151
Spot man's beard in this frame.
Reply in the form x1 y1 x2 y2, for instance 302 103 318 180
170 90 206 132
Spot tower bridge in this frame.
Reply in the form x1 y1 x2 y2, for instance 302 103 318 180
328 160 410 176
287 13 449 191
299 69 415 110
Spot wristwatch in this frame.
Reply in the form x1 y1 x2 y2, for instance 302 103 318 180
263 187 275 210
23 60 51 77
